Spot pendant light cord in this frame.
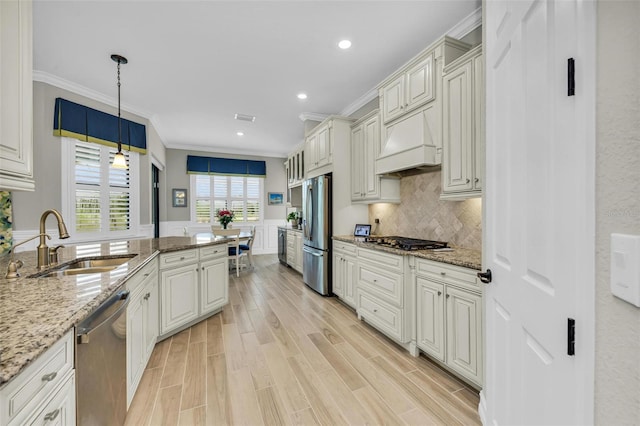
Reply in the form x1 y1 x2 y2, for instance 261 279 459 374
117 59 122 153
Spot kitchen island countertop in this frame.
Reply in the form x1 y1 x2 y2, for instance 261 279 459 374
0 234 228 387
332 235 482 270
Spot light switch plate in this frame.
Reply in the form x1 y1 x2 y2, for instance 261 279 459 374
611 233 640 307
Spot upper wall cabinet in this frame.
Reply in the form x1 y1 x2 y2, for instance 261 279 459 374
441 45 484 200
350 110 399 203
381 54 434 124
286 144 304 188
0 0 35 191
304 116 353 179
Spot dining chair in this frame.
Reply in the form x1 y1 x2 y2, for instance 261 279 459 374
239 225 256 269
213 228 246 277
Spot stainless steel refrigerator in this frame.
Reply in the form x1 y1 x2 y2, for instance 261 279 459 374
302 174 332 295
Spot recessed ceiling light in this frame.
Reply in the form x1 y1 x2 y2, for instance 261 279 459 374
236 131 244 136
297 93 308 100
338 39 352 49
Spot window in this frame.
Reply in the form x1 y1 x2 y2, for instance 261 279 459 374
191 174 263 223
62 138 139 241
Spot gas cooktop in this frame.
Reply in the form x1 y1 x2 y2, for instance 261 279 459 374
363 236 448 251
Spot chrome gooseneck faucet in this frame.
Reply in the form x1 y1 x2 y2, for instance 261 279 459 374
37 209 70 270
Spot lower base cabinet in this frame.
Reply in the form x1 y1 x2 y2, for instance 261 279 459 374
126 260 159 406
332 241 357 308
0 331 75 426
286 231 303 273
159 246 229 337
415 258 483 387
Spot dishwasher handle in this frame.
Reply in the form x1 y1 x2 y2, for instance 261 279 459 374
77 289 129 344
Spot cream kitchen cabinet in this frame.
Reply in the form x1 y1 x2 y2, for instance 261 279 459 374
126 259 159 406
350 110 400 203
304 116 353 179
0 0 35 191
286 145 305 188
332 241 357 308
0 330 75 426
356 247 411 344
286 230 303 273
380 54 435 124
159 246 228 337
441 45 484 200
415 257 483 387
199 244 229 314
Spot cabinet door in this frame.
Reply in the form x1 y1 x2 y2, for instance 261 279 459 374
295 233 303 273
305 133 317 173
200 257 229 315
160 263 199 334
362 115 380 199
126 292 146 406
316 125 331 168
350 124 364 200
405 54 434 110
473 52 484 191
343 255 357 307
144 277 159 360
381 74 405 123
446 286 482 385
0 0 34 190
332 252 344 298
416 277 445 361
442 60 474 193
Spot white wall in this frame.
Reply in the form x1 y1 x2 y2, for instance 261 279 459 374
595 1 640 423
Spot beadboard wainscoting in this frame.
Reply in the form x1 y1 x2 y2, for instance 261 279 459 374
369 171 482 250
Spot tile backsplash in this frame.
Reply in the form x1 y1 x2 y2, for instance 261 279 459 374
368 171 482 250
0 191 12 255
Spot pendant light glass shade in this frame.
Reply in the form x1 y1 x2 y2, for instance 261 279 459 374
110 54 128 169
112 151 127 168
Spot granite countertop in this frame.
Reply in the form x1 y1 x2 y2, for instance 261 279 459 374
278 225 303 233
0 233 228 387
332 235 482 271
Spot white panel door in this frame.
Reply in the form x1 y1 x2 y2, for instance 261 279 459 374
200 257 228 315
363 115 380 198
484 0 595 425
416 277 445 361
160 264 199 334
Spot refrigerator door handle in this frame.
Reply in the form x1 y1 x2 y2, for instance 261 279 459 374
303 246 323 257
305 184 313 241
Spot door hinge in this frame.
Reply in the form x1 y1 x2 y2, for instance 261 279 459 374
567 318 576 356
567 58 575 96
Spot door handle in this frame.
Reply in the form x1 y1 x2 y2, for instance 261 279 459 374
477 269 492 284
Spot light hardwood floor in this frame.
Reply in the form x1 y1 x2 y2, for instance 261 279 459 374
125 255 481 426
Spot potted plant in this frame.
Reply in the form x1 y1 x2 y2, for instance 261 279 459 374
287 212 298 228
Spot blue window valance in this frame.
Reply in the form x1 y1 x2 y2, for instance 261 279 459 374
53 98 147 154
187 155 266 177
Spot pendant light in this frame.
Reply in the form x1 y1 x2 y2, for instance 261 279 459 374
111 54 128 169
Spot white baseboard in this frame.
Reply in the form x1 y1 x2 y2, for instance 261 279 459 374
479 390 488 425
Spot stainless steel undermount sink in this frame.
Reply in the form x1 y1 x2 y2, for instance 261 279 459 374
29 254 137 278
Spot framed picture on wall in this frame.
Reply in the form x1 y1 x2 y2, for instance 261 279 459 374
172 188 187 207
268 192 284 205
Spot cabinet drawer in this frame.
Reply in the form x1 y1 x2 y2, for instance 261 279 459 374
333 241 357 255
127 259 157 295
0 330 74 425
357 247 403 272
21 371 75 426
357 262 403 307
415 258 479 291
199 244 227 260
159 249 198 269
357 291 403 342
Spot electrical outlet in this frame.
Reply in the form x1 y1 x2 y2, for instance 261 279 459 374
375 218 380 224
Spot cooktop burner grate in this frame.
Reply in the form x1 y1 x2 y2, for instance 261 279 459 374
363 236 448 251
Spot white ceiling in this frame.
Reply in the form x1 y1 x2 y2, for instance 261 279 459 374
33 0 480 158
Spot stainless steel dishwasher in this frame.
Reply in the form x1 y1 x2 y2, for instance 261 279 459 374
76 289 130 425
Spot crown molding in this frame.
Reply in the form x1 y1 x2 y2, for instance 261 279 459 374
298 112 330 122
162 141 287 159
32 70 154 120
340 88 378 117
447 7 482 39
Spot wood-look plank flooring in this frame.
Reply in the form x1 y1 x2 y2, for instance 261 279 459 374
125 255 481 426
